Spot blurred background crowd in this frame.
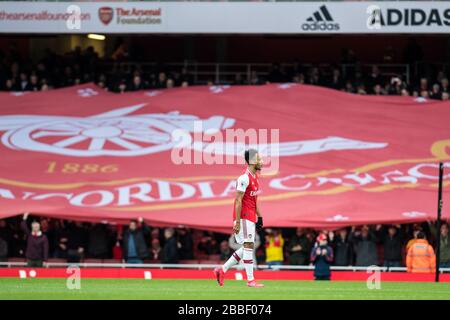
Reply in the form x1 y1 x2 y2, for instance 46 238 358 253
0 40 448 100
1 214 449 271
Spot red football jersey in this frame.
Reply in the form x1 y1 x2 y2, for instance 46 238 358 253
233 169 260 223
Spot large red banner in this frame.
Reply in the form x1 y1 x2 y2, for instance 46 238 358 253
0 83 449 232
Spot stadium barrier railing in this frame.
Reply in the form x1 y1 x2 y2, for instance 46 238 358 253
102 61 410 86
0 261 449 273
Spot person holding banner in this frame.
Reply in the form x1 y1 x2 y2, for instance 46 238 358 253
21 213 49 268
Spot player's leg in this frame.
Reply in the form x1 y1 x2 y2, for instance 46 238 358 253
242 241 255 281
222 247 243 273
242 220 264 288
213 220 244 286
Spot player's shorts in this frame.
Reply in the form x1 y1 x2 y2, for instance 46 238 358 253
234 219 255 244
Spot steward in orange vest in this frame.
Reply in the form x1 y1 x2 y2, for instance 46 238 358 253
406 232 436 273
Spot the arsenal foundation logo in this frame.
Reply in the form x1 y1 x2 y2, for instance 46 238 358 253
98 7 113 25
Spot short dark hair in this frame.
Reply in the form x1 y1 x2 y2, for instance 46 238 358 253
416 231 426 239
244 149 258 165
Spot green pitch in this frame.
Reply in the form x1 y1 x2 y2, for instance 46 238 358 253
1 278 450 300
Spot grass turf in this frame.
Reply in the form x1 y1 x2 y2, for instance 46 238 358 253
0 278 450 300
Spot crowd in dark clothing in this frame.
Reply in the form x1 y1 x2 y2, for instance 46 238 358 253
0 43 449 101
1 214 449 270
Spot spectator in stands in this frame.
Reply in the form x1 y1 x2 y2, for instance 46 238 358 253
406 232 435 273
366 65 382 93
53 224 69 259
130 75 145 91
122 218 150 264
87 223 110 259
376 224 404 268
166 78 175 89
113 240 123 261
162 228 178 264
418 77 429 94
155 72 167 89
118 80 127 94
442 92 449 101
0 236 7 263
18 72 31 91
28 74 40 92
177 228 194 260
287 227 311 265
328 68 344 90
219 240 232 261
197 232 219 256
329 228 353 266
150 238 162 261
66 221 88 263
441 78 449 94
310 233 333 280
292 73 305 85
4 79 15 91
373 84 384 96
41 83 50 91
265 229 284 269
0 219 12 257
21 213 49 267
343 80 355 94
430 84 442 100
430 223 450 269
350 225 379 267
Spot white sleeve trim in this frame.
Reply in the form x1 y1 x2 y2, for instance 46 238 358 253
236 174 249 192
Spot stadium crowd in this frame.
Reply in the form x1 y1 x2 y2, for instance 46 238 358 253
0 213 449 273
0 43 449 100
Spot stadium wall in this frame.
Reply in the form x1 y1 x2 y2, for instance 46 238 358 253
1 268 449 282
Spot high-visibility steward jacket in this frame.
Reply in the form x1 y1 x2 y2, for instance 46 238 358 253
406 239 436 273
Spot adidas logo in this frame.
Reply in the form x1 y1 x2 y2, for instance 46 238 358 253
302 5 340 31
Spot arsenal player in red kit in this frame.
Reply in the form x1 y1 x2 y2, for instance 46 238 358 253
214 149 264 288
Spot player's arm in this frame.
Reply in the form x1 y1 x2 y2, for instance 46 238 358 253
256 203 262 218
233 191 244 234
256 203 264 231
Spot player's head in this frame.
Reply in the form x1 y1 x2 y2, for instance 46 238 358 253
244 149 263 171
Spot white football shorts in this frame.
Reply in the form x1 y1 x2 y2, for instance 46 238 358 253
234 219 255 244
